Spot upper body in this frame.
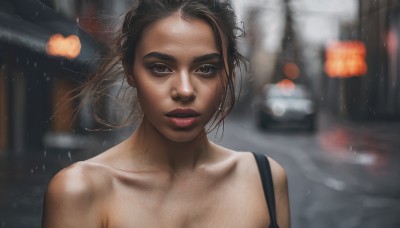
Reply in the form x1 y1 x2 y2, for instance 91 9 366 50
42 141 289 228
42 1 290 227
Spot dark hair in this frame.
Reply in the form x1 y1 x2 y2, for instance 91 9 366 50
79 0 246 131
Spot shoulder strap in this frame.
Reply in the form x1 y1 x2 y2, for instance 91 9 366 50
252 152 279 228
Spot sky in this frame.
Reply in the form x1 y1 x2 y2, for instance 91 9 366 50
232 0 358 52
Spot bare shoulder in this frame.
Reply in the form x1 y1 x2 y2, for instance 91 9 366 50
42 162 111 227
234 152 288 192
265 156 290 228
231 151 290 226
267 157 288 188
47 161 111 197
234 151 287 186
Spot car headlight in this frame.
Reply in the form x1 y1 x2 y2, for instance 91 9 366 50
271 103 286 116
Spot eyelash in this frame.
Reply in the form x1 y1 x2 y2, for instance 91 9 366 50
147 63 172 75
146 63 220 77
195 64 220 77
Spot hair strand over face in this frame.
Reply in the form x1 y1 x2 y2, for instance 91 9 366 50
77 0 247 132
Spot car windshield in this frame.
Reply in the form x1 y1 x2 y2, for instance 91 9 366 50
266 85 311 99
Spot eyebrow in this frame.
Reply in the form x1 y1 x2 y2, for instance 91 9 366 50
142 52 221 63
193 53 221 63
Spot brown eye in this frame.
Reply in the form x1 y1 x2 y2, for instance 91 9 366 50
195 64 218 76
147 63 172 76
152 63 171 72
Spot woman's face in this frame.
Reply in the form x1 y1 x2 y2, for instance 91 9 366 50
131 13 225 142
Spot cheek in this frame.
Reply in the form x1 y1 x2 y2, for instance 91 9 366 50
136 82 158 106
204 80 225 108
133 72 155 107
215 75 227 99
135 84 165 122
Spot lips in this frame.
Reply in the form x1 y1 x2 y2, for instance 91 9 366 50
166 108 199 118
166 108 199 128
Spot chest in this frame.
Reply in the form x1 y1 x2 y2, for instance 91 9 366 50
104 175 269 228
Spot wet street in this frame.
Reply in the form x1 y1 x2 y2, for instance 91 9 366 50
0 111 399 228
220 111 400 228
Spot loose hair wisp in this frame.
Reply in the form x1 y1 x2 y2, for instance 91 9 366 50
78 0 246 132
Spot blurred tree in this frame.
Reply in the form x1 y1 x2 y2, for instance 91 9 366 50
272 0 306 86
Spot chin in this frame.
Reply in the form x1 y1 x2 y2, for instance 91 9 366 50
162 129 207 143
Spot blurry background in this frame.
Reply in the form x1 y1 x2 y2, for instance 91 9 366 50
0 0 399 227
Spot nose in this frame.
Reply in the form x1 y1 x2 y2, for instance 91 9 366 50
171 71 196 102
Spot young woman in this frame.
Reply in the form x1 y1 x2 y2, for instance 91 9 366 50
42 0 290 227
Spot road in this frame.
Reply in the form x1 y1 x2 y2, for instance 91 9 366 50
220 112 400 228
0 111 399 227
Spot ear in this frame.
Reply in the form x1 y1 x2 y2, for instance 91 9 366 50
124 67 136 87
126 74 136 87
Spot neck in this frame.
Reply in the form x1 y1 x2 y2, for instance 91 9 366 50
127 120 213 174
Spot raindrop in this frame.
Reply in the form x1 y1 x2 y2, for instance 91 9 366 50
324 177 346 191
46 76 51 81
34 62 37 68
26 59 29 65
30 169 34 173
42 165 46 171
44 150 47 157
16 57 19 63
44 72 47 77
354 153 375 165
36 165 38 170
68 151 72 161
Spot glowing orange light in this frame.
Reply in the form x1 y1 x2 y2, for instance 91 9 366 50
277 79 295 95
283 62 299 79
46 34 81 59
324 41 367 78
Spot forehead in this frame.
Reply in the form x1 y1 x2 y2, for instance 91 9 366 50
136 13 219 56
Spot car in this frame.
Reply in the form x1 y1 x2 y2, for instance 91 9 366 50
255 79 317 131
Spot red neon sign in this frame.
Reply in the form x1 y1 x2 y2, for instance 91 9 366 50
324 41 367 78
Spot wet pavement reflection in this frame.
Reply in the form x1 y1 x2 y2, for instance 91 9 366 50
317 114 400 196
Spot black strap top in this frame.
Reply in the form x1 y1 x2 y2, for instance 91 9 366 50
252 152 280 228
